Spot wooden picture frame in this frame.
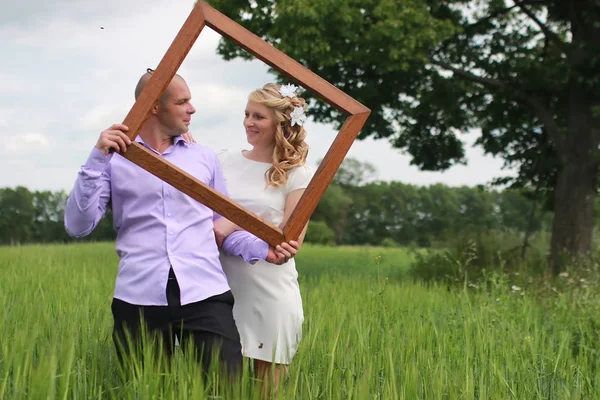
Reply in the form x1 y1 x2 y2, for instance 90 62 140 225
119 1 370 247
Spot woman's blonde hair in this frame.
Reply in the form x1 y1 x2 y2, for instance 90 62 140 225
248 83 309 187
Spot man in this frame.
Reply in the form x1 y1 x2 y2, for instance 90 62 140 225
64 70 297 375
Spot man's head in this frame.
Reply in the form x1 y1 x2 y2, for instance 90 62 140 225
135 70 196 137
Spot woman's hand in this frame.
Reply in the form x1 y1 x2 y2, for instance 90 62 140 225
266 240 300 265
213 218 240 247
181 132 196 143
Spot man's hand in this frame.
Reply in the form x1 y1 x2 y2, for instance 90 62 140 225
181 132 196 143
213 218 240 248
265 241 300 265
96 124 131 155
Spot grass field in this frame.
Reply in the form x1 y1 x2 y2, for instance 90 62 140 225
1 243 600 399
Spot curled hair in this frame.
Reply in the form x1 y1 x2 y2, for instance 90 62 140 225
248 83 309 187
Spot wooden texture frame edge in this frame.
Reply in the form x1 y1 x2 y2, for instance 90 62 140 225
117 1 371 247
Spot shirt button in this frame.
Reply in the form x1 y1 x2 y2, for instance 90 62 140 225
167 213 172 217
169 231 174 235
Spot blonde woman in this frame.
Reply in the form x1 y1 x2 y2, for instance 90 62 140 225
214 83 313 392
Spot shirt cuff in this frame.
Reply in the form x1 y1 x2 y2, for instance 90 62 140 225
84 147 112 172
222 231 269 264
251 239 269 263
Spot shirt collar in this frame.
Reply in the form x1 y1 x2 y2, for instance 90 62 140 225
134 134 189 155
174 135 189 146
134 135 189 147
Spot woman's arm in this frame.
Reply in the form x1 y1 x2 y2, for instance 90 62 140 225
280 188 309 248
213 218 241 248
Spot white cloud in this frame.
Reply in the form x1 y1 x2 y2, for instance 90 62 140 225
0 73 39 94
0 108 13 127
4 133 49 153
80 105 122 131
1 3 216 58
0 1 513 191
189 83 249 116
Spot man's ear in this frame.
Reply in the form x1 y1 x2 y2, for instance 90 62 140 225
151 101 160 115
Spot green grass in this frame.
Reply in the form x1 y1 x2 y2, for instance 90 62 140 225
1 243 600 399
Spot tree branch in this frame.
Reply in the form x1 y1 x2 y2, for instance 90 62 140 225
462 4 520 33
515 1 571 56
460 1 546 34
431 60 505 89
432 60 565 151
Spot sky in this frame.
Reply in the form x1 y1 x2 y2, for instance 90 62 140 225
0 0 512 192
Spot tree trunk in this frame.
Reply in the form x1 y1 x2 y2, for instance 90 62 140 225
550 160 596 272
549 85 598 273
549 0 599 273
521 191 539 261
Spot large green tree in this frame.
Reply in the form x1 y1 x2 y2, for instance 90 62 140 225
205 0 599 271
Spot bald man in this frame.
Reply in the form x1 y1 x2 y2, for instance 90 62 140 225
64 70 297 375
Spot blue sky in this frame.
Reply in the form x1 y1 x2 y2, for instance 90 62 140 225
0 0 511 192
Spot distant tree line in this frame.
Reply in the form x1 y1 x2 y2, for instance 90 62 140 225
0 159 551 247
305 159 552 248
0 187 114 245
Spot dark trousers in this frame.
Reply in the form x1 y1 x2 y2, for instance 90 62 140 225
111 268 242 375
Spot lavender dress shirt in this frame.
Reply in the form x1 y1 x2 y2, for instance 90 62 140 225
64 136 268 306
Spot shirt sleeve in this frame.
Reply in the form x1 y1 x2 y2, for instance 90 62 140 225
221 231 269 264
210 154 228 222
64 147 112 237
286 164 315 194
210 151 269 262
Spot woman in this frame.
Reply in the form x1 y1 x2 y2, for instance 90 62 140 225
214 83 313 392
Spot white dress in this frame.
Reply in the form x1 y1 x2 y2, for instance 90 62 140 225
218 149 313 364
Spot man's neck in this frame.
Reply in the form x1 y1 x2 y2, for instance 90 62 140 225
138 123 175 154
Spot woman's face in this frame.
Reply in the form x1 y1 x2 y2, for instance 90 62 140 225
244 100 277 148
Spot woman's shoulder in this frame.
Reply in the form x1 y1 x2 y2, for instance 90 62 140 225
216 148 242 165
286 163 315 192
289 162 315 177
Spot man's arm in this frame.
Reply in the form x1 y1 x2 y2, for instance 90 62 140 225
64 124 130 237
221 230 269 264
210 155 269 262
64 148 112 237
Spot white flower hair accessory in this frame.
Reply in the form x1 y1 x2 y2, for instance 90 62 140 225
279 84 298 98
290 106 307 126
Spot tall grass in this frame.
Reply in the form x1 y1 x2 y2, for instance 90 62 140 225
1 243 599 398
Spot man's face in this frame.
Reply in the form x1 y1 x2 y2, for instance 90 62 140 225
156 77 196 136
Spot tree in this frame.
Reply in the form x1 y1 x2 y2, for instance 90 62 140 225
342 181 422 246
0 187 35 244
204 0 599 272
310 184 353 244
455 185 499 235
327 158 378 188
418 183 461 243
312 157 376 244
32 190 70 243
304 220 336 245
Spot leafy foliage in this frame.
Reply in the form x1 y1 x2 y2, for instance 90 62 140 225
203 0 600 266
0 187 115 245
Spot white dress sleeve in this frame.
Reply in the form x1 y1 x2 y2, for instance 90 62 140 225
216 148 230 163
286 164 314 194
